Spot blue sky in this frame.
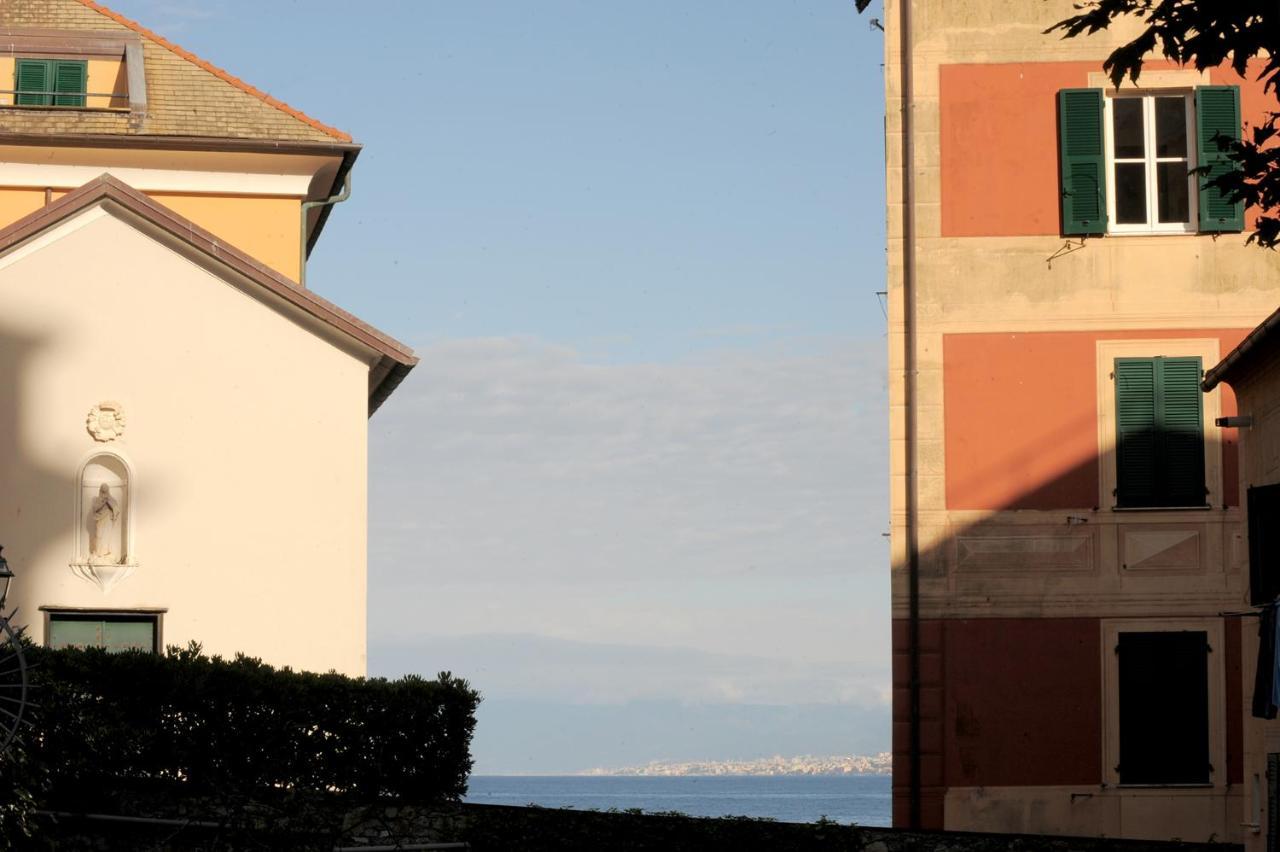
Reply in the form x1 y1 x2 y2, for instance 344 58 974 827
108 0 889 772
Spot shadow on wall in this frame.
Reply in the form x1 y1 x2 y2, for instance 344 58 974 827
0 319 64 619
892 431 1245 831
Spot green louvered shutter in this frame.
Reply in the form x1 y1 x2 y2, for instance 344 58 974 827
1196 85 1244 232
52 60 86 107
1159 356 1206 506
1115 356 1206 508
1059 88 1107 235
1115 358 1158 507
14 59 50 106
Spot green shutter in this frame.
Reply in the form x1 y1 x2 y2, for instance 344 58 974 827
1196 85 1244 232
1115 356 1206 508
1059 88 1107 235
52 60 86 107
14 59 51 106
1158 356 1206 506
1115 358 1158 507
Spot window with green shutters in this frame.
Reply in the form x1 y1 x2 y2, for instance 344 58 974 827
1058 85 1243 236
13 58 86 107
1114 356 1206 508
48 613 157 653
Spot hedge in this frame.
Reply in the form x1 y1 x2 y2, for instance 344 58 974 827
23 643 479 803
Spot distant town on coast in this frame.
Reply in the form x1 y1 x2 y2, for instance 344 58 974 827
580 753 892 777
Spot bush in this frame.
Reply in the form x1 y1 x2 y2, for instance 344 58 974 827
26 643 479 804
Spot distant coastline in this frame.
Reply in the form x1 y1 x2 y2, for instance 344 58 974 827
578 752 892 777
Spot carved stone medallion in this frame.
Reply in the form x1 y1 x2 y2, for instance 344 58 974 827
86 402 126 442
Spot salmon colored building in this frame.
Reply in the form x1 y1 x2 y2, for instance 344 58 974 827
886 0 1280 844
0 0 415 675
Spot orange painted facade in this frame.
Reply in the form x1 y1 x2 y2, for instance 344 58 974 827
886 1 1280 842
940 61 1274 237
943 330 1246 511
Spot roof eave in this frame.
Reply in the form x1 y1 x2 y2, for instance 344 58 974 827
0 173 416 415
1203 304 1280 391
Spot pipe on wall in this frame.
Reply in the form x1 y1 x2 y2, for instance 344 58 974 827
299 172 352 288
896 0 922 830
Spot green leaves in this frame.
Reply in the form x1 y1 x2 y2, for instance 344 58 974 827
24 644 480 804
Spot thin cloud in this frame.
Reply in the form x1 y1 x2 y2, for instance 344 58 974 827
367 335 890 731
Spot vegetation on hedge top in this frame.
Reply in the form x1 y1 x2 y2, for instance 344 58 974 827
24 642 479 803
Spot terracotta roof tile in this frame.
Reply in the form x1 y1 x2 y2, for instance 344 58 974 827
0 0 351 143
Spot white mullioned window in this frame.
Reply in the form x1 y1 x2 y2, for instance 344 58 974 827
1104 92 1199 234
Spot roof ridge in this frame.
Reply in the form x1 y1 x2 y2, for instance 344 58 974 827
72 0 352 143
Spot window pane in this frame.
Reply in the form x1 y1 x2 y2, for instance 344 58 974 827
48 618 103 650
1112 98 1145 159
102 620 155 653
1157 161 1190 223
1155 97 1188 157
1114 162 1148 224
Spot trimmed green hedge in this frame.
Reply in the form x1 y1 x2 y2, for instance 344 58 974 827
25 643 479 803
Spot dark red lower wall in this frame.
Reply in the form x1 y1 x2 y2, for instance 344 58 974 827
942 618 1102 787
892 617 1100 828
892 616 1246 828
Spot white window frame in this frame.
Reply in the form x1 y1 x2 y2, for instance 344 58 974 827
1103 90 1199 235
1101 618 1224 789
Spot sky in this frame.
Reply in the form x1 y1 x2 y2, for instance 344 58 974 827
105 0 889 773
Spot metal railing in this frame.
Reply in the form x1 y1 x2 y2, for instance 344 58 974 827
0 87 128 103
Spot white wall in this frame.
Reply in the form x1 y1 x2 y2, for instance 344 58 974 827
0 205 371 674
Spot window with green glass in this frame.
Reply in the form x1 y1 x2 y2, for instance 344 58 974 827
1114 356 1206 508
14 58 87 107
48 613 157 653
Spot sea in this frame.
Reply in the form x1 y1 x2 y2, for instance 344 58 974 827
465 775 892 826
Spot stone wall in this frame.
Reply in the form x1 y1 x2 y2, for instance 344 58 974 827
30 795 1246 852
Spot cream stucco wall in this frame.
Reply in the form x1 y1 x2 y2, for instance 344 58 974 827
0 203 372 675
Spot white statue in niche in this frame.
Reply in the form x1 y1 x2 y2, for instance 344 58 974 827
74 454 132 583
89 483 120 564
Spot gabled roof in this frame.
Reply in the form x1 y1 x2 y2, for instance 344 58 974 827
0 0 350 143
0 174 416 413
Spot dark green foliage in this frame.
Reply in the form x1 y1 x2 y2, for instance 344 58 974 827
0 745 48 846
1048 1 1280 246
24 642 479 803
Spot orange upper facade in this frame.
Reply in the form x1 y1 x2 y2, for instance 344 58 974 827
0 0 360 283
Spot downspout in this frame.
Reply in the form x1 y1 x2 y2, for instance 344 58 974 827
897 0 922 831
299 172 351 288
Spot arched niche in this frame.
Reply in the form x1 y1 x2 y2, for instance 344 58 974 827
73 452 133 571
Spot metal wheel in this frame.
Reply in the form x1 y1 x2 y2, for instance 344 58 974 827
0 614 28 755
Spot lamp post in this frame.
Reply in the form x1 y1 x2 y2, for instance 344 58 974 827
0 545 11 611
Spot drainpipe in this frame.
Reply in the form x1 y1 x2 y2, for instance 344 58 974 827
896 0 922 831
299 172 351 288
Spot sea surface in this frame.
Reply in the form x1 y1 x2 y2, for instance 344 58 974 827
465 774 891 826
